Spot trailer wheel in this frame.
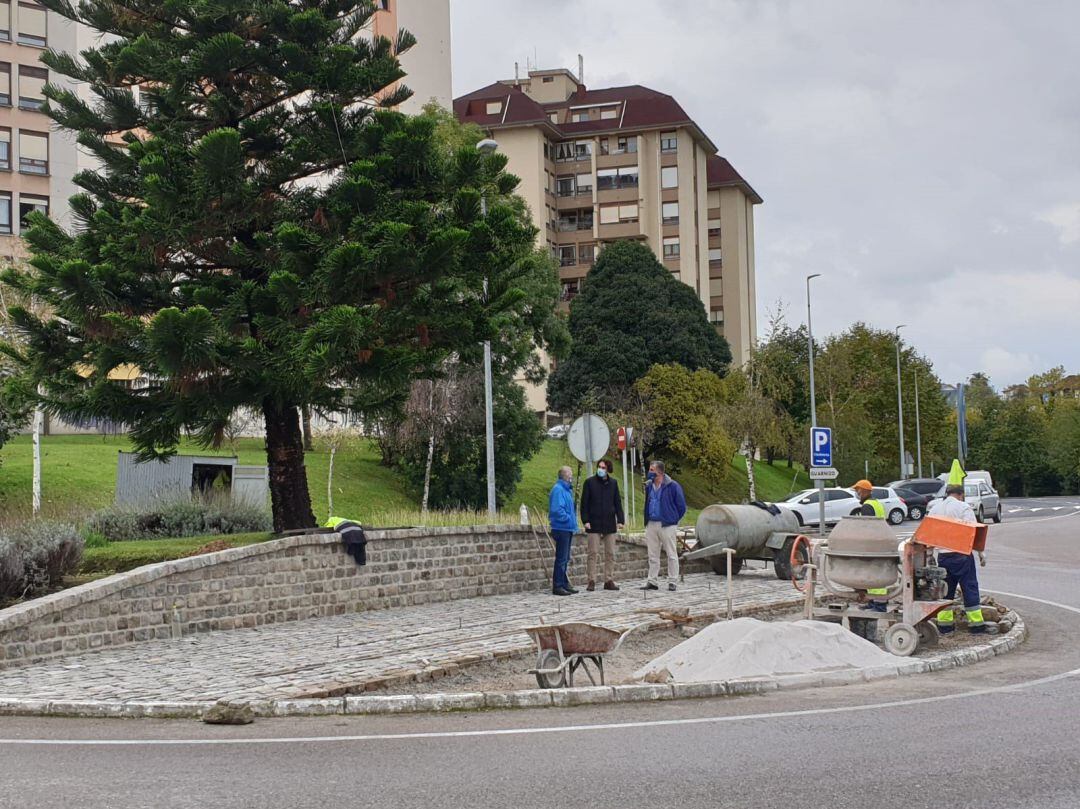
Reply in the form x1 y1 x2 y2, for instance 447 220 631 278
773 536 808 581
710 555 743 576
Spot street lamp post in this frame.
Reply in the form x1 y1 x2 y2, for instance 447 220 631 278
477 138 499 519
895 325 907 481
914 368 923 478
806 274 825 537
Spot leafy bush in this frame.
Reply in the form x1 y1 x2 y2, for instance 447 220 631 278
86 499 272 541
0 522 84 602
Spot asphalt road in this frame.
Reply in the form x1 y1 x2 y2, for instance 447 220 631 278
2 500 1079 809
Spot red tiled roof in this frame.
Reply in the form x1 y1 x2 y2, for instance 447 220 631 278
707 155 763 204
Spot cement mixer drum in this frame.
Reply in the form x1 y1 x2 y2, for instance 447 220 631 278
689 505 802 578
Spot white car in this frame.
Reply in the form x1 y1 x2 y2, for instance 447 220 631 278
546 424 569 439
774 486 908 527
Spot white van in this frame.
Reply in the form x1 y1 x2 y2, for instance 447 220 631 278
966 470 995 491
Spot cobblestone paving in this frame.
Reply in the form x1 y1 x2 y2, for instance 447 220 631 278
0 571 799 702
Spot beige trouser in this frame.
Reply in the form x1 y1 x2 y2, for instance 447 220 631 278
645 521 679 584
586 532 618 583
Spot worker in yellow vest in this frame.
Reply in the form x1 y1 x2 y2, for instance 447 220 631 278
853 480 889 613
325 516 368 566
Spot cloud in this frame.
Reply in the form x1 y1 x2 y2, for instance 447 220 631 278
450 0 1080 386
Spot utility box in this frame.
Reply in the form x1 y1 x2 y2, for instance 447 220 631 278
114 452 270 508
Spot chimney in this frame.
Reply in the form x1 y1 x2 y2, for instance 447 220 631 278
514 61 520 85
578 53 584 85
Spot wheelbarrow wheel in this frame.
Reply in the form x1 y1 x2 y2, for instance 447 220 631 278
883 623 920 657
535 649 566 689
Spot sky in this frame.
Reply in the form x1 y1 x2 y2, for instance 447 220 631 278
449 0 1080 389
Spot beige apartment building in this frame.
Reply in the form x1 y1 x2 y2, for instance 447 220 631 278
455 66 762 413
372 0 452 114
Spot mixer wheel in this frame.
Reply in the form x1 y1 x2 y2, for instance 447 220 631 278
884 623 920 657
916 622 940 648
710 555 743 576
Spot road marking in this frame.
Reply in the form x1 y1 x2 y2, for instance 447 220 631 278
0 592 1076 748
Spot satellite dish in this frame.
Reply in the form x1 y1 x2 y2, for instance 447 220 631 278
567 414 611 468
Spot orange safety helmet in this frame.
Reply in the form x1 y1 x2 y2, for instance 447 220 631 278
853 479 873 492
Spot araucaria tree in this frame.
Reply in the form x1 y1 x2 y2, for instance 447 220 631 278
1 0 549 530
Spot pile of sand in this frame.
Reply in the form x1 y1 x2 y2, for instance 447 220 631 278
633 618 895 683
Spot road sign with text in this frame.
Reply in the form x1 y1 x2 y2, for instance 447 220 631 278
809 467 839 481
811 427 833 468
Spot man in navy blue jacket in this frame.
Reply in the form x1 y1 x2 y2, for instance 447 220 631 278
641 460 687 591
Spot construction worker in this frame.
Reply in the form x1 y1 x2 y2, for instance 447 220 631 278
852 480 888 612
325 516 368 566
930 482 993 634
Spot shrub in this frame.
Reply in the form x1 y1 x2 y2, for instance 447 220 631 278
0 522 85 602
86 499 273 541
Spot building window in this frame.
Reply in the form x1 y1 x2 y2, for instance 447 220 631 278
485 100 502 115
17 1 46 46
556 141 593 162
18 193 47 231
0 127 9 171
597 167 639 191
661 166 678 189
0 192 11 235
18 65 46 110
663 237 680 258
576 173 592 194
543 76 555 84
662 202 679 225
0 0 10 41
19 130 48 174
709 248 723 264
549 112 558 124
600 108 618 120
615 136 637 154
0 62 9 106
577 208 593 230
542 142 550 161
598 138 609 156
660 132 678 153
709 309 725 325
560 279 580 301
556 175 576 197
571 111 589 123
574 140 592 161
599 203 638 224
578 243 595 265
708 219 721 238
557 245 576 267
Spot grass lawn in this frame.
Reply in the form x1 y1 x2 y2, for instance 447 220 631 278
1 433 811 528
78 532 273 576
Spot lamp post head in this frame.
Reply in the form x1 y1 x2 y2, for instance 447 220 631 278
896 324 907 337
476 138 499 155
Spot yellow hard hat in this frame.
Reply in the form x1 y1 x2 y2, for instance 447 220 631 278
853 479 873 492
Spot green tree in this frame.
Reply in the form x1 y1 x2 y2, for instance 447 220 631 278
968 398 1054 496
0 0 552 531
548 241 731 414
1046 400 1080 494
632 364 736 490
752 309 809 466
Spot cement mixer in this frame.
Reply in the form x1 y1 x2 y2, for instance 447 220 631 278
682 504 806 580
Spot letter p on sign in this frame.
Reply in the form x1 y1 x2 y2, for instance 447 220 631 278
811 427 832 468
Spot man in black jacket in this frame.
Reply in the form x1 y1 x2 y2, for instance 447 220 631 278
580 459 625 591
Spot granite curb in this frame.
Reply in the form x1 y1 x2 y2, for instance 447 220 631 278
0 613 1026 720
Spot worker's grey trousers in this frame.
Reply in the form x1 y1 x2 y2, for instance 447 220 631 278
586 532 618 583
645 521 679 584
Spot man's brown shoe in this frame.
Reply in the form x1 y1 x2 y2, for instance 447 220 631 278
586 580 596 592
604 581 619 591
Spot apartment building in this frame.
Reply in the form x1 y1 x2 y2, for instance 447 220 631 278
454 65 762 412
372 0 452 114
1 0 90 264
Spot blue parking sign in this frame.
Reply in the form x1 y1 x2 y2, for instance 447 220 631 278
811 427 832 468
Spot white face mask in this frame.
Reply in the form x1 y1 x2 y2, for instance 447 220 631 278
597 467 607 478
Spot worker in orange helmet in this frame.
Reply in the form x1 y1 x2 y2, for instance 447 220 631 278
852 479 889 616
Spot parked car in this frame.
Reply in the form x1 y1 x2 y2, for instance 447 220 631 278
894 487 931 520
773 488 860 527
843 486 908 525
546 424 569 440
888 477 946 501
965 480 1002 523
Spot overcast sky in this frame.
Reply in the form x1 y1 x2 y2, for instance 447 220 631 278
450 0 1080 389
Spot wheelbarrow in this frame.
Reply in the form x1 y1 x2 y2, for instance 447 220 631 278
524 622 642 688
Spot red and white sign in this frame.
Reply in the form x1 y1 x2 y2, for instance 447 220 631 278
617 427 627 451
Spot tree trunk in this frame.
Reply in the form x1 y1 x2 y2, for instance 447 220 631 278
745 445 757 503
421 431 435 514
302 406 314 452
263 398 317 532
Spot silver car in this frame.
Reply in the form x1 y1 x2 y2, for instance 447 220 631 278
965 481 1002 523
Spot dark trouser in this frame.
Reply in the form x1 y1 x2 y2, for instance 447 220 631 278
552 530 573 591
940 552 981 609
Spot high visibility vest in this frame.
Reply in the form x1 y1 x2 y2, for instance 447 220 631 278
325 517 356 529
865 498 885 519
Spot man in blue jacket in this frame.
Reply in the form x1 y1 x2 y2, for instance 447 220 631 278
548 465 579 596
641 460 687 591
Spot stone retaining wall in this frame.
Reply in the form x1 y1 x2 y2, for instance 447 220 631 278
0 526 708 671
